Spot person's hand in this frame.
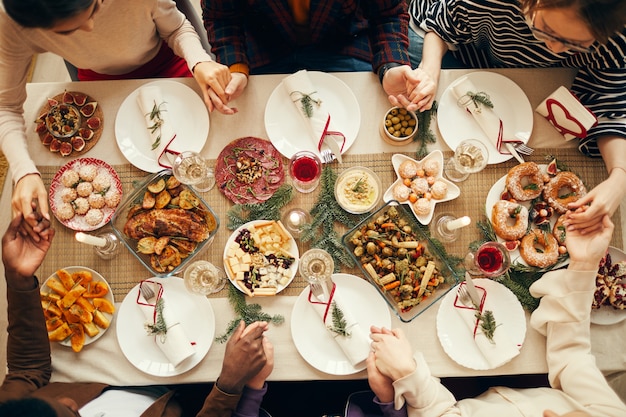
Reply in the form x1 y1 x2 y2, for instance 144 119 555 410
565 214 614 271
193 61 238 115
224 73 248 103
366 351 395 403
383 66 437 112
370 326 416 382
246 335 274 389
566 174 624 234
2 212 54 289
217 320 268 394
12 174 50 229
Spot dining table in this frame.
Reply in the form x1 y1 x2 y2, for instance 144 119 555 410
0 67 625 389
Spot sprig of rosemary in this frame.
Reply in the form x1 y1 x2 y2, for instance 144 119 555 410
144 298 168 340
146 101 166 150
327 301 351 337
290 91 322 118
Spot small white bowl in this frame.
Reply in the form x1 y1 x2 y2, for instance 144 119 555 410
335 166 382 214
381 107 418 143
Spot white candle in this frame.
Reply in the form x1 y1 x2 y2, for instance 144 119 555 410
445 216 471 231
75 232 107 247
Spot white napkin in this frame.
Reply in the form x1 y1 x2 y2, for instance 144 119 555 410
136 86 181 169
535 86 597 141
282 70 344 151
450 76 521 154
453 282 519 368
308 285 370 366
137 280 195 367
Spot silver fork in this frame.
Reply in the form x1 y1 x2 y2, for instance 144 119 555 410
457 284 474 308
320 148 335 164
140 281 156 302
515 142 534 155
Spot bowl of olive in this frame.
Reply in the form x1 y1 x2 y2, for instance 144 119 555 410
381 107 418 145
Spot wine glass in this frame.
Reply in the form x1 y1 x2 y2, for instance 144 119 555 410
172 151 215 192
465 241 511 278
289 151 322 193
444 139 489 182
299 248 334 301
183 260 226 295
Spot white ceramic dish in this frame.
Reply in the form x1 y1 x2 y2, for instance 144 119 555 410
591 246 626 325
116 277 215 376
115 80 209 173
41 266 115 348
223 220 299 295
436 279 526 370
438 72 533 165
264 71 360 159
383 150 461 225
290 273 391 375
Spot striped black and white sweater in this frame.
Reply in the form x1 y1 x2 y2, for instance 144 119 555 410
409 0 626 156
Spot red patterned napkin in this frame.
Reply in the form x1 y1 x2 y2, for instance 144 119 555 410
535 86 597 141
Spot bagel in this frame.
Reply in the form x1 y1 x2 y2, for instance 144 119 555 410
543 171 587 213
520 229 559 268
491 200 529 241
505 162 544 201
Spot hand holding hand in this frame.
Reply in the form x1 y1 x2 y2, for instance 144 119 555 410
246 335 274 389
366 351 395 403
12 174 50 228
566 173 624 234
218 321 268 394
383 66 437 113
565 214 614 271
224 73 248 103
193 61 238 115
370 326 416 382
2 212 54 289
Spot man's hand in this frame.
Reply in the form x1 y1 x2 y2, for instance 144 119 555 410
217 321 268 394
12 174 50 230
565 214 614 271
193 61 237 114
245 335 274 390
383 66 437 113
366 351 395 403
370 326 416 382
2 212 54 290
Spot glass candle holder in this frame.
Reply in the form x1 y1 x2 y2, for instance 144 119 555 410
93 231 120 260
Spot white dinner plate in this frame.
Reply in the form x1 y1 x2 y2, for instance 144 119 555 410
42 266 115 348
591 246 626 325
382 150 460 225
291 273 391 375
438 72 533 164
115 80 209 173
436 279 526 370
264 71 360 159
116 277 215 376
223 220 299 295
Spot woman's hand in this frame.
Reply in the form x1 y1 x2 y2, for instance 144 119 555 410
370 326 416 382
246 334 274 390
12 174 49 230
366 351 395 403
193 61 237 114
383 66 437 112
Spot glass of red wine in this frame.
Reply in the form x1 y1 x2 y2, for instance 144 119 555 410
465 241 510 278
289 150 322 193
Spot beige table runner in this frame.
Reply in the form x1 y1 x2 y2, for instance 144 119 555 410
36 148 622 302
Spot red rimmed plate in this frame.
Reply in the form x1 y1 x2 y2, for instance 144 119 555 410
49 157 123 231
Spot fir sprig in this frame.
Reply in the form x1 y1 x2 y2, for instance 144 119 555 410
215 284 284 343
414 101 438 159
290 91 321 118
144 298 168 340
476 309 498 343
300 166 367 269
226 184 294 230
464 91 494 111
327 302 351 337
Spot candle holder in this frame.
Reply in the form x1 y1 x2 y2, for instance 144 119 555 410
93 231 120 260
281 208 311 238
430 214 471 243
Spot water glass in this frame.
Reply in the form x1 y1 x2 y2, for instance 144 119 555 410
183 260 226 295
444 139 489 182
289 150 322 193
299 248 334 301
172 151 215 192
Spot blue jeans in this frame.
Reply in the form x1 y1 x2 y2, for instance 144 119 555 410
251 46 372 75
408 26 464 69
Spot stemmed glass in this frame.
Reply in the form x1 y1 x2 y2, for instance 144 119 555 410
465 241 511 278
299 248 334 301
183 260 226 295
172 151 215 192
444 139 489 182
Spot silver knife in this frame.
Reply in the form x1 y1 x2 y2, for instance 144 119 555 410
464 272 482 307
504 142 524 164
324 135 343 163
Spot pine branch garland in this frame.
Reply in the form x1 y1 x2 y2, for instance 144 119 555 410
226 184 294 230
215 283 284 343
414 102 438 159
300 166 367 269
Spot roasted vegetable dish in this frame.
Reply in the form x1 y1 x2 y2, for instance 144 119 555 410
346 205 445 312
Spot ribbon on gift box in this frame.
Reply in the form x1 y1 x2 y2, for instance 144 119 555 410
136 85 182 169
453 282 520 368
535 86 597 141
308 283 370 366
450 76 522 155
136 280 196 367
283 70 346 153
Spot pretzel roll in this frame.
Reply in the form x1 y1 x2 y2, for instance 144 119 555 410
543 171 587 214
506 162 544 201
491 200 529 241
520 229 559 268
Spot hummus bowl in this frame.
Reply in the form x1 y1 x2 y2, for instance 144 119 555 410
334 166 382 214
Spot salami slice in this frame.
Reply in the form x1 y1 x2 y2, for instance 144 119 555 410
215 137 285 204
